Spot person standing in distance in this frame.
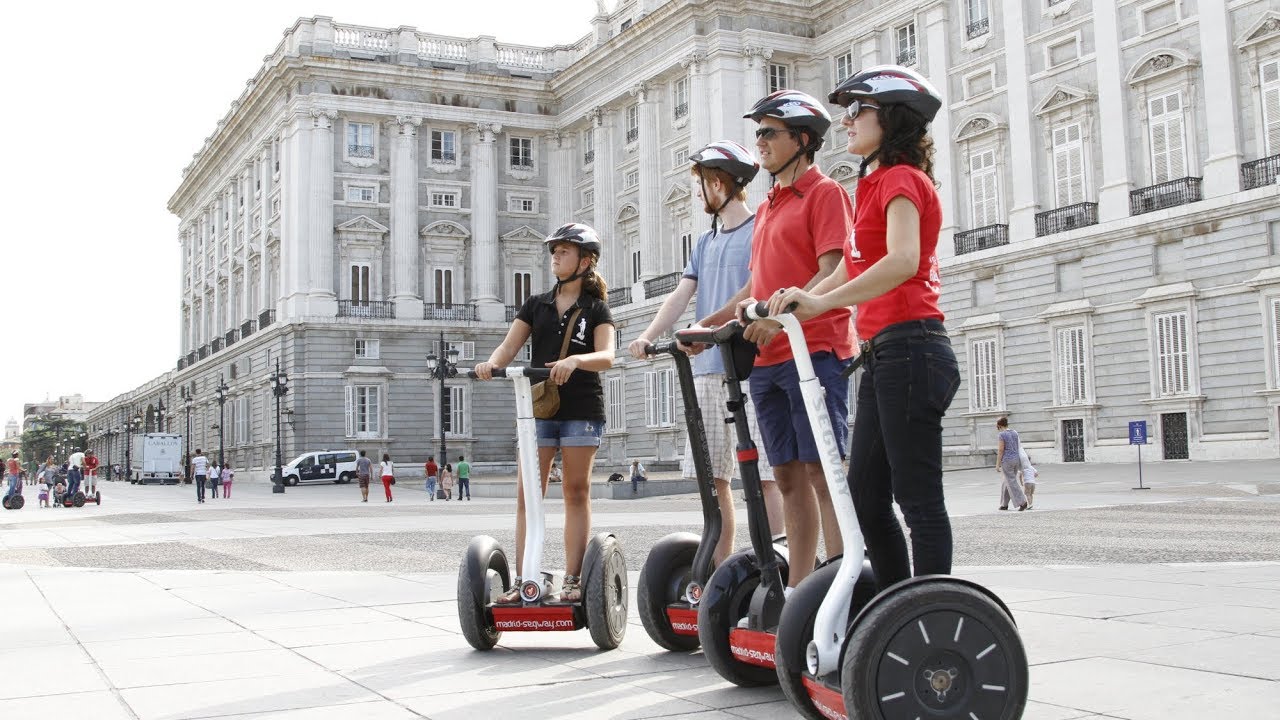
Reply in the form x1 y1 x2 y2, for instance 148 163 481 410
191 449 208 503
736 90 858 591
770 65 963 589
455 455 471 501
629 140 784 563
474 223 615 604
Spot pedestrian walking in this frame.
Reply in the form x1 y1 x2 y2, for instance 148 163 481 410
629 139 785 562
738 89 858 591
1014 447 1038 510
441 463 454 501
630 459 647 494
209 462 222 498
356 449 373 502
995 418 1029 511
380 453 395 502
191 449 208 503
771 65 965 588
456 455 471 501
424 455 438 501
221 465 234 498
5 452 22 501
473 222 616 604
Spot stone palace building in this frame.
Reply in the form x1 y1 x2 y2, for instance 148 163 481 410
88 0 1280 479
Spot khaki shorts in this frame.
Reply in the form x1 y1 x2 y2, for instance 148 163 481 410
681 374 775 483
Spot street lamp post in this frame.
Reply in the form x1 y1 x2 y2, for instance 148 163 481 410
215 376 228 469
104 427 115 481
270 359 289 494
182 389 193 484
426 332 460 474
125 411 142 482
156 399 167 436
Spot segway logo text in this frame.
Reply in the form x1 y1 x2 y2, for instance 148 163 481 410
730 645 775 665
494 618 576 630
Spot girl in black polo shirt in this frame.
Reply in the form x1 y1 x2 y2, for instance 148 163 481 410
475 223 616 603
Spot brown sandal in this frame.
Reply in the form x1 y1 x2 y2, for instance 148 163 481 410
497 577 523 604
559 574 582 603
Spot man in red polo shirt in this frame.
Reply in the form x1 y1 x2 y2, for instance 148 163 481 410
705 90 856 591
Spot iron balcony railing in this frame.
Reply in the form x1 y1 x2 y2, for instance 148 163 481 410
505 305 521 322
607 286 632 307
225 329 239 348
1241 154 1280 190
177 357 187 371
240 319 255 339
258 309 276 328
348 144 374 158
431 150 457 163
186 351 197 367
583 149 595 164
424 303 478 321
511 155 534 168
1129 177 1202 216
211 337 223 353
625 128 639 144
674 103 689 119
966 17 990 39
1034 202 1098 237
897 47 917 66
338 300 395 319
642 271 682 298
954 224 1009 255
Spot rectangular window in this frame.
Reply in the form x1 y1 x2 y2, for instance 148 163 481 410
444 386 466 435
768 63 789 93
346 122 374 158
624 169 639 189
672 77 689 120
1141 1 1177 34
430 130 456 162
509 136 534 168
1261 59 1280 156
606 374 625 430
434 268 454 306
1047 38 1078 67
347 385 381 437
582 188 594 207
1052 123 1086 206
518 342 532 363
513 272 532 305
626 105 640 144
970 149 1000 227
583 130 594 164
1272 298 1280 386
1154 311 1190 396
346 185 376 203
350 263 371 305
632 249 642 284
433 340 476 361
966 0 990 37
895 22 917 66
1056 326 1088 404
644 369 675 427
835 52 854 83
259 388 269 442
970 338 1000 411
1149 91 1187 184
430 191 459 208
965 70 994 99
355 339 380 359
673 148 689 168
508 195 536 213
680 232 694 268
236 396 249 444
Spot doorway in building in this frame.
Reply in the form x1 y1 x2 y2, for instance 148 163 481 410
1062 419 1085 462
1161 412 1189 460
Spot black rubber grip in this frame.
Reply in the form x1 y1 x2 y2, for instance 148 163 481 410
465 367 553 380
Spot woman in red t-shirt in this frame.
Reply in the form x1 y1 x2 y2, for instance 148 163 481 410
769 65 960 590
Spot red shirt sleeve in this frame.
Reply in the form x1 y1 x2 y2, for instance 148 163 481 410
808 181 855 257
878 166 932 218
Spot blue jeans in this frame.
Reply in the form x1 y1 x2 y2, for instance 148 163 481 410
4 474 18 498
457 477 470 499
66 467 82 497
848 320 960 590
535 419 605 448
426 476 437 499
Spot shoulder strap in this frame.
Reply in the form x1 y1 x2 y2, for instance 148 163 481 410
558 308 584 360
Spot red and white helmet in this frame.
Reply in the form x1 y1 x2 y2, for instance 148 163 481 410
690 141 760 187
828 65 943 122
743 90 832 149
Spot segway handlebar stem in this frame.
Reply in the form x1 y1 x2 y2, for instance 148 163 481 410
465 367 553 381
745 302 865 676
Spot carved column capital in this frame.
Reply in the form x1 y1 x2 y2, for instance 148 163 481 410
680 51 705 71
629 82 650 103
308 107 338 129
742 46 774 67
587 106 605 127
473 122 502 142
395 115 423 135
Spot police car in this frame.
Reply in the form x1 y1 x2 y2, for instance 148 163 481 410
280 450 360 486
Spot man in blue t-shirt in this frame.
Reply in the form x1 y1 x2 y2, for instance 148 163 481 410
629 141 783 564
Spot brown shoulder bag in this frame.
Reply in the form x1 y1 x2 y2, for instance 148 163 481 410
531 308 583 419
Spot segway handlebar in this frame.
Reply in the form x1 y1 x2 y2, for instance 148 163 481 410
744 300 798 322
464 366 553 381
673 321 744 347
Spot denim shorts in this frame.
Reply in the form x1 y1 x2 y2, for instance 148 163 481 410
535 418 605 448
749 351 852 467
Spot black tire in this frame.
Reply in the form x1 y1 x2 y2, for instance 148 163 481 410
456 535 510 651
637 532 701 651
338 473 353 484
94 491 102 506
72 492 86 508
287 475 299 487
697 549 783 687
1 496 9 510
584 532 628 650
11 495 24 510
776 559 878 719
842 579 1028 720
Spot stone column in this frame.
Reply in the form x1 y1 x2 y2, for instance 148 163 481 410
633 82 662 284
1197 3 1242 196
683 53 709 151
925 8 957 258
258 142 273 318
212 199 224 339
390 115 424 319
1093 4 1133 222
741 47 772 209
200 213 210 346
1000 2 1037 241
589 107 616 286
548 131 573 228
279 108 312 318
307 108 338 317
470 122 505 321
240 163 253 325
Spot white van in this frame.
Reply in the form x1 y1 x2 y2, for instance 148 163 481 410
280 450 360 486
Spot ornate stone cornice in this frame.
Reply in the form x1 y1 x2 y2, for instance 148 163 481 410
680 51 705 71
587 107 605 127
742 46 774 66
394 115 422 136
473 122 502 142
308 107 338 129
629 82 649 103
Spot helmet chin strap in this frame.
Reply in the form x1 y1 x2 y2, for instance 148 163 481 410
701 173 737 235
768 145 809 204
858 148 881 178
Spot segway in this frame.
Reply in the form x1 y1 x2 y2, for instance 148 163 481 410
1 486 23 510
634 340 723 650
456 366 628 651
681 322 791 686
750 303 1029 720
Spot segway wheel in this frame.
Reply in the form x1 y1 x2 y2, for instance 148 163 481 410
776 559 878 720
583 532 628 650
697 549 784 687
1 496 10 510
842 578 1028 720
94 491 102 506
11 495 24 510
637 532 701 651
456 535 510 651
72 492 86 508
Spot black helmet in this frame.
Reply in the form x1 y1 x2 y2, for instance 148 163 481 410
690 141 760 186
544 223 602 257
828 65 943 123
743 89 832 150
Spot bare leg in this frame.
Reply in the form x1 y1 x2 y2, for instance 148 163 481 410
511 446 557 578
713 477 735 565
761 480 785 537
807 462 843 559
559 445 597 579
773 461 819 587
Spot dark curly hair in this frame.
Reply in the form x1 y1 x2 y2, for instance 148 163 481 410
872 103 936 183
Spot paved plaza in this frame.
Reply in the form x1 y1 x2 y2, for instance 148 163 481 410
1 460 1278 719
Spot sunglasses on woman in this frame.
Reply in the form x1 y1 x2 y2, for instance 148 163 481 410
844 99 881 119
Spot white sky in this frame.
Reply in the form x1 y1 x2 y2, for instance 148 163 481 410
0 1 600 428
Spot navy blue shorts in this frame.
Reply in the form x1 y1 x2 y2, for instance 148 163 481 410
749 351 852 467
